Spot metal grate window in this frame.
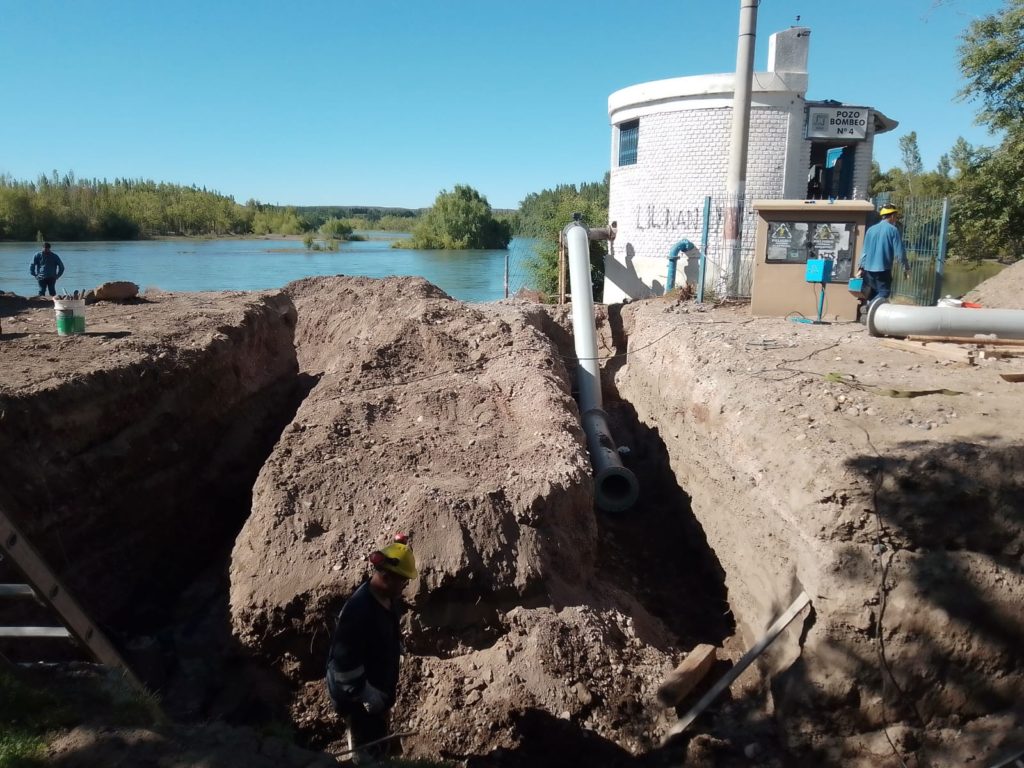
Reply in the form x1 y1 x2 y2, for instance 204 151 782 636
618 120 638 166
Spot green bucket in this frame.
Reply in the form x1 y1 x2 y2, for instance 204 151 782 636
54 299 86 336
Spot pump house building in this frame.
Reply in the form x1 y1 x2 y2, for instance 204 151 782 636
603 27 897 303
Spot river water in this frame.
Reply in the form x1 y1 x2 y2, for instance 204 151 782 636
0 234 537 303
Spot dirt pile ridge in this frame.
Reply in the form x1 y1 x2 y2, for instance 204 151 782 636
964 258 1024 309
228 277 698 762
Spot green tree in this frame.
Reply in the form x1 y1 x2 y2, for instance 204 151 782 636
319 217 353 240
951 1 1024 261
958 0 1024 131
408 185 511 249
900 131 924 177
515 176 610 301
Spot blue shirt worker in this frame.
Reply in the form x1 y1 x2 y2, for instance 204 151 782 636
29 242 65 297
326 534 417 765
859 206 909 302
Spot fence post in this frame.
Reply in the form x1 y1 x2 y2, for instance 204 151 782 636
504 248 510 299
932 197 950 306
698 196 711 304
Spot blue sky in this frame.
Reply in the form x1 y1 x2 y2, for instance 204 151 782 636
0 0 1004 209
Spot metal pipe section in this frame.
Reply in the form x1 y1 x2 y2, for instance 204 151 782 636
565 222 639 513
724 0 759 296
582 409 639 514
667 239 694 292
868 301 1024 340
566 223 602 412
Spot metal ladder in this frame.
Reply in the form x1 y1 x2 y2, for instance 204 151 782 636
0 505 146 693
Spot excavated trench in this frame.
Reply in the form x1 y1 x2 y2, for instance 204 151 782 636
4 280 1020 767
0 284 749 764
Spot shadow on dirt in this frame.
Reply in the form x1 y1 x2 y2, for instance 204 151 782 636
773 439 1024 765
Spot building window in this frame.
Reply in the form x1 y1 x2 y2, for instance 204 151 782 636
618 120 639 166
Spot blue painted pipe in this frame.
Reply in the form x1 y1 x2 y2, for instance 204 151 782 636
666 239 694 291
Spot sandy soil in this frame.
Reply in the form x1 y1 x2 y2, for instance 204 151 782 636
964 258 1024 309
1 263 1022 767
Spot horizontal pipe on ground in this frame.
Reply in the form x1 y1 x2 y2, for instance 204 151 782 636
868 301 1024 340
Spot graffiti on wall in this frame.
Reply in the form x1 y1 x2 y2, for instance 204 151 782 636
634 202 758 232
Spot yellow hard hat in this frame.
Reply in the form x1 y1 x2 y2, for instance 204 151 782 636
370 535 417 580
879 205 899 217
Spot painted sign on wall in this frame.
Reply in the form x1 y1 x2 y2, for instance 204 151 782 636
806 106 869 140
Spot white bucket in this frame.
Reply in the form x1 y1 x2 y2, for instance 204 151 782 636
54 298 86 335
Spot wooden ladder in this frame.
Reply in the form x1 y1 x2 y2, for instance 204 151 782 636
0 505 146 693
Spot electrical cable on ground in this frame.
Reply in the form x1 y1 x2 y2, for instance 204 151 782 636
855 422 931 768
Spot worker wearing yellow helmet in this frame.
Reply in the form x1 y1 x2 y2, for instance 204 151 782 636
326 534 418 764
859 204 910 303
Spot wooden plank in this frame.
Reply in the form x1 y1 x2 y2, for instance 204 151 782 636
906 334 1024 347
0 584 36 598
987 747 1024 768
1000 373 1024 383
657 643 718 707
0 626 72 638
979 349 1024 360
663 591 812 741
879 338 975 364
0 506 147 694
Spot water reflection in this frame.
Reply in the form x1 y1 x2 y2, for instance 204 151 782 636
0 236 534 303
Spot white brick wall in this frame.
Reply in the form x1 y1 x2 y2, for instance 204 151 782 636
604 80 885 303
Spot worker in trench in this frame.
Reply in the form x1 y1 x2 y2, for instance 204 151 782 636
326 534 417 764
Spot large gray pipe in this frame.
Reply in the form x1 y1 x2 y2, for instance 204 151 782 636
565 221 639 513
868 300 1024 340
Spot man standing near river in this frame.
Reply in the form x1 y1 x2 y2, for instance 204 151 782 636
29 242 65 296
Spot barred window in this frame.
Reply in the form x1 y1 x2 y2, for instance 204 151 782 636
618 120 639 166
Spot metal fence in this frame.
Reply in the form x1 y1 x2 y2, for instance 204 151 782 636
881 197 950 306
504 237 540 298
502 196 951 306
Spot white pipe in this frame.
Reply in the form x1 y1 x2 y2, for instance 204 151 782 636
566 223 601 412
566 222 639 513
868 301 1024 340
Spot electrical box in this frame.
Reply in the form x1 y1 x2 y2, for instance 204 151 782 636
749 199 874 322
847 276 869 298
805 258 833 284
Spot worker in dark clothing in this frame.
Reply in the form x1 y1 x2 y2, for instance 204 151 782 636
29 242 65 297
326 534 417 764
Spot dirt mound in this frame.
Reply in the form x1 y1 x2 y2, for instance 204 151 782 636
229 277 690 759
964 259 1024 309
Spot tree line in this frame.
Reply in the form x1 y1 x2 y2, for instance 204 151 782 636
870 0 1024 263
0 173 430 242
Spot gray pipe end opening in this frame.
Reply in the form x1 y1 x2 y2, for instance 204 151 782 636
866 298 889 337
595 465 639 514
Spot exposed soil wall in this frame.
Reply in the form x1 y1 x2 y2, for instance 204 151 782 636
0 291 300 627
607 298 1024 762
